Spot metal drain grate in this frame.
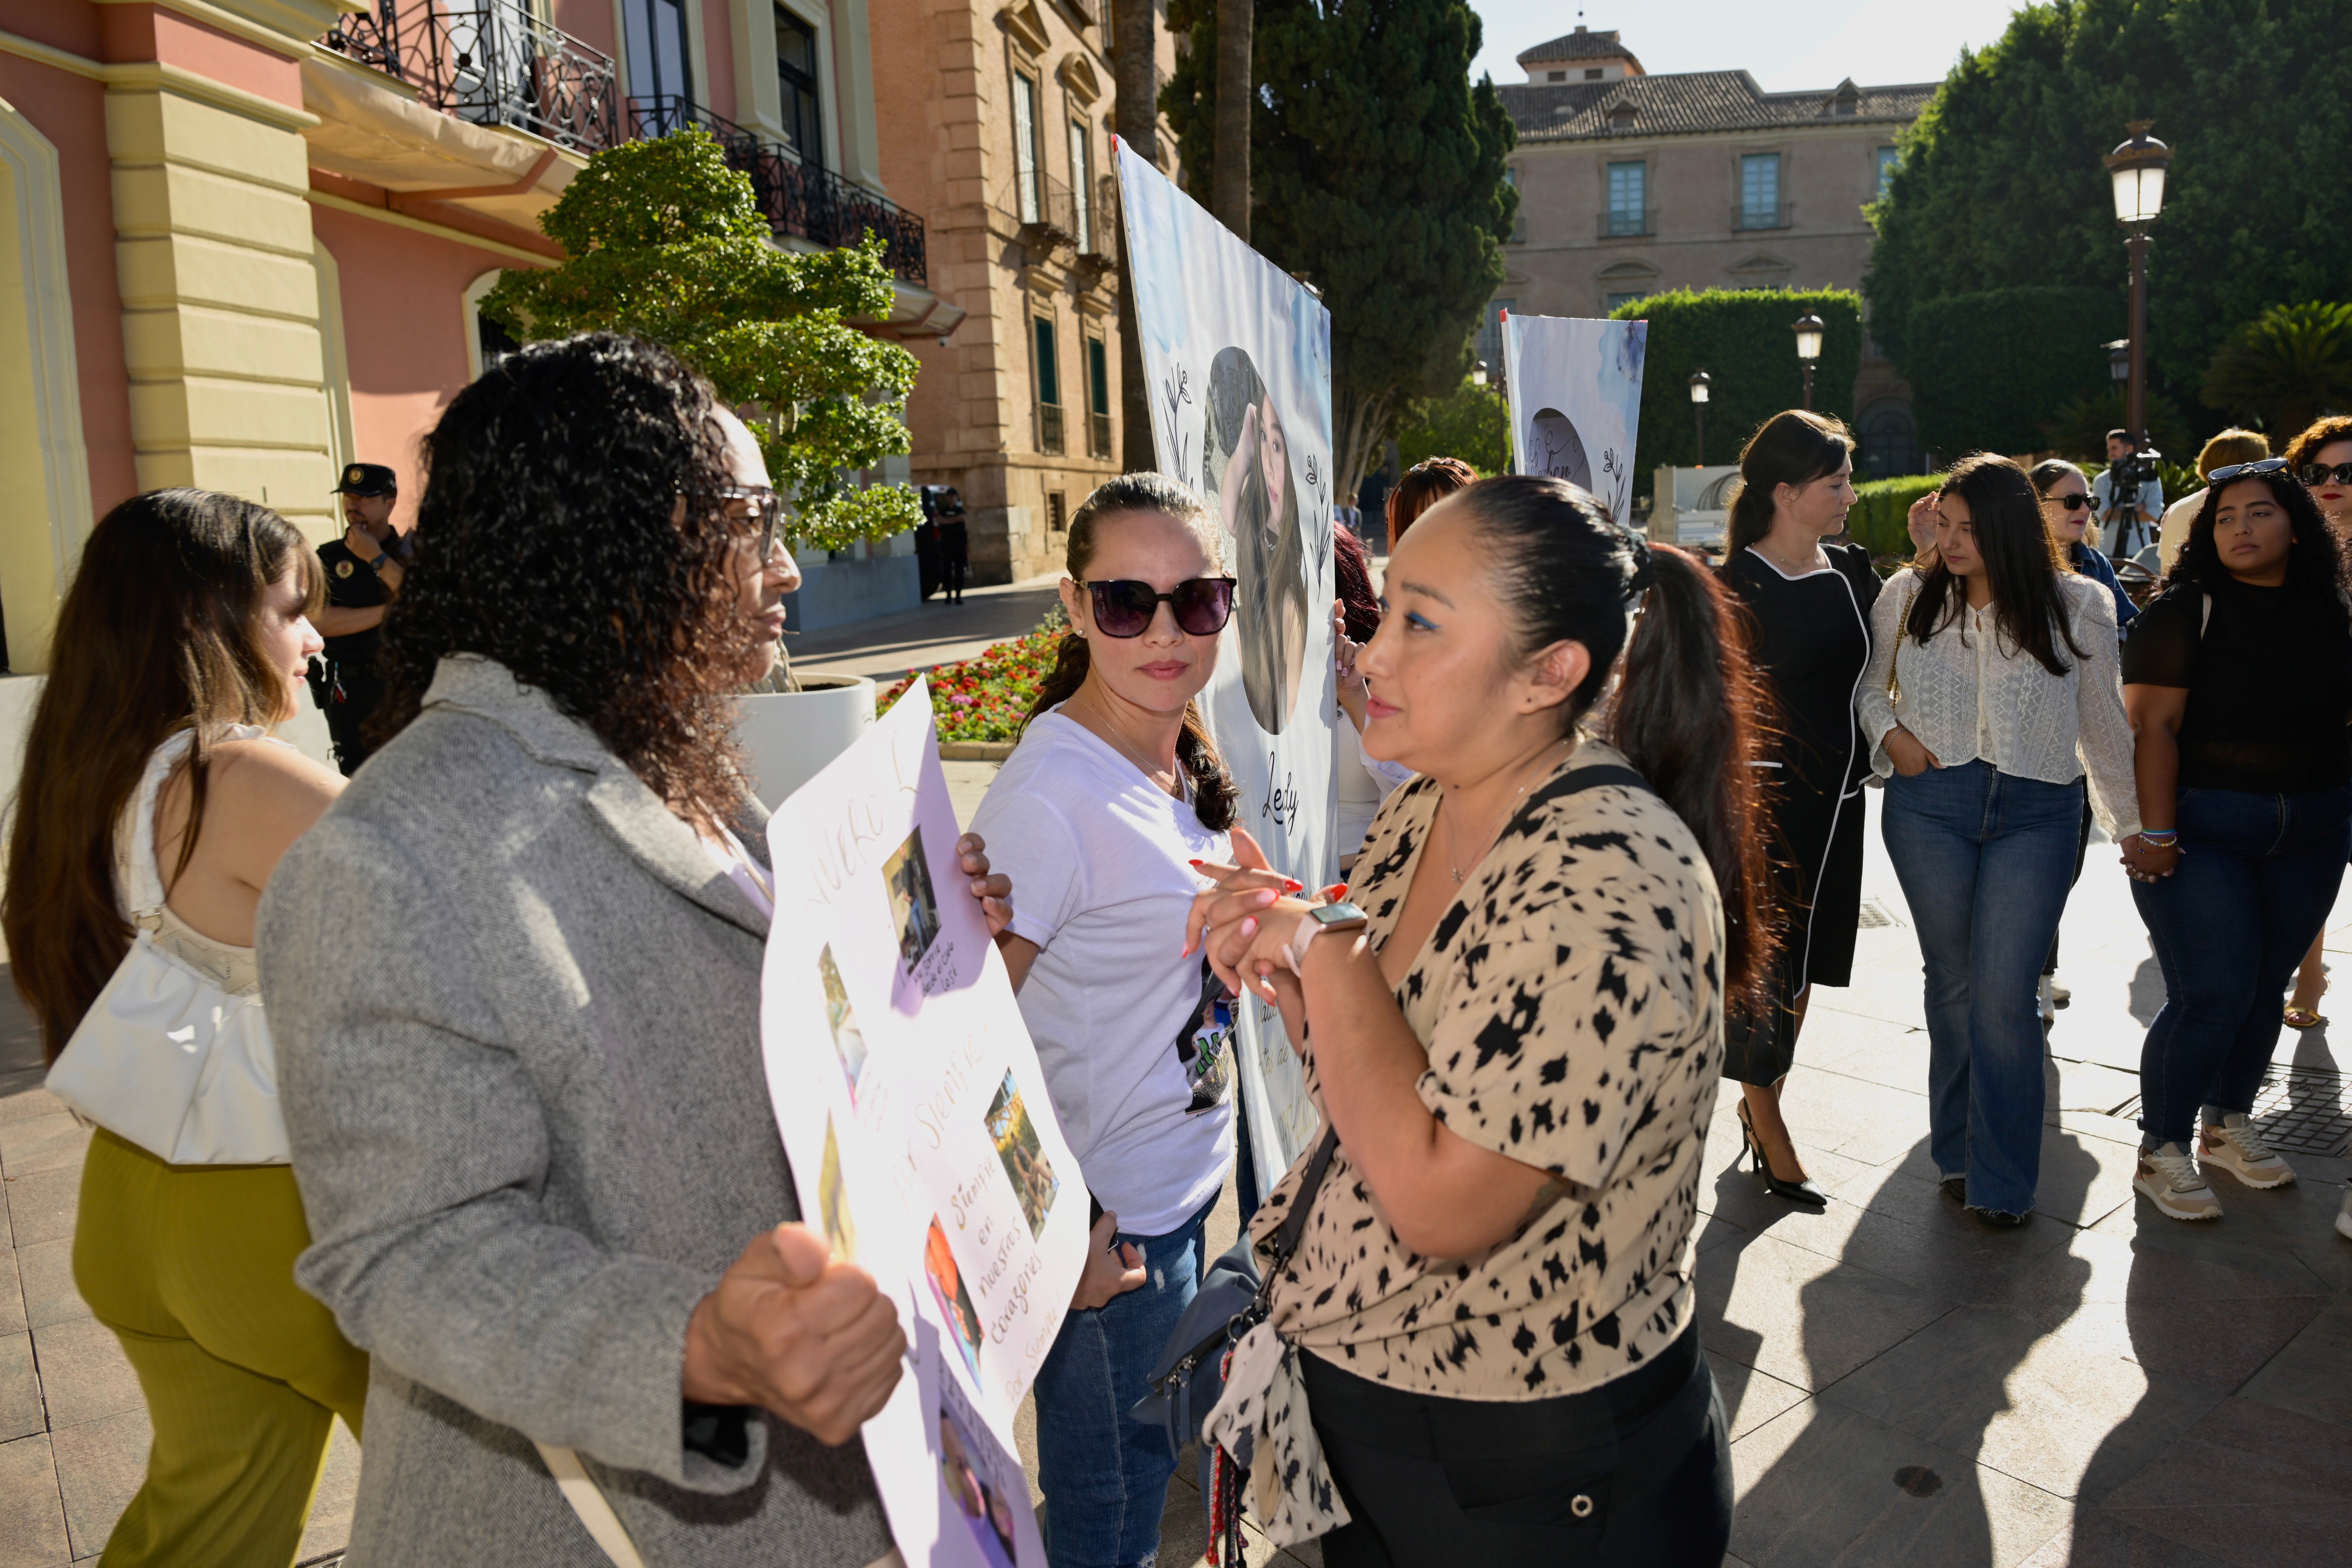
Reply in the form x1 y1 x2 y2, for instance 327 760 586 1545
2111 1065 2352 1157
1856 897 1903 931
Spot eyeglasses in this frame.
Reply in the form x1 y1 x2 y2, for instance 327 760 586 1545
1081 578 1237 637
688 487 784 555
2207 458 2291 485
2044 492 2092 511
2299 462 2352 486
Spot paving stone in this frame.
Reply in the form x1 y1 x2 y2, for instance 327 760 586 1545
1755 1174 2079 1309
13 1244 84 1334
1730 1401 2074 1568
1697 1230 1954 1393
0 1092 68 1129
3 1169 78 1249
30 1321 140 1431
2018 1509 2234 1565
0 1120 89 1183
0 1433 68 1568
2095 1395 2352 1567
2236 1297 2352 1428
0 1337 40 1446
294 1419 360 1568
1876 1126 2139 1231
1707 1353 1810 1441
1818 1303 2221 1502
0 1251 22 1340
49 1407 148 1563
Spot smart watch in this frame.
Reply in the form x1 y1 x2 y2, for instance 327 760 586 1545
1284 899 1368 974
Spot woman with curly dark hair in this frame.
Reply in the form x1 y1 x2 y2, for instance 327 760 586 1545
2122 460 2352 1222
256 332 1012 1568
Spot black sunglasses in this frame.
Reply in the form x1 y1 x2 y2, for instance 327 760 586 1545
1081 578 1237 637
2208 458 2291 485
2045 492 2092 511
2299 462 2352 486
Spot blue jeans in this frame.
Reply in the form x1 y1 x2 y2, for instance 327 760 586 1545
1882 762 2084 1217
1034 1192 1215 1568
2131 784 2352 1145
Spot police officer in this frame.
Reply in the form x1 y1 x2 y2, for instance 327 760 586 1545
315 463 412 774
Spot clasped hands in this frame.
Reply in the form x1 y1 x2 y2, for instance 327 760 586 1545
1184 826 1347 1007
679 833 1012 1446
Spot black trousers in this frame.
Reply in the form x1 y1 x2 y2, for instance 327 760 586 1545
939 522 969 602
322 667 384 777
1303 1324 1732 1567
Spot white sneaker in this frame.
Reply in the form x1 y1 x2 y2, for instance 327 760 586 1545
2048 980 2071 1008
2337 1186 2352 1242
2135 1143 2224 1221
2037 975 2056 1027
2199 1114 2296 1189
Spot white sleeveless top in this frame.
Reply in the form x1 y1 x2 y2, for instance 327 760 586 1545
115 726 276 996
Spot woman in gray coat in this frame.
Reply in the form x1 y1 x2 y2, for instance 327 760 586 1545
258 334 1009 1567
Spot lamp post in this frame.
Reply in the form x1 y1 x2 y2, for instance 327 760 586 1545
1792 313 1824 411
1688 370 1711 466
2104 122 2172 448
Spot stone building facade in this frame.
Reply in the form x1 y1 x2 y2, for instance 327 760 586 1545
871 0 1179 584
1491 26 1937 476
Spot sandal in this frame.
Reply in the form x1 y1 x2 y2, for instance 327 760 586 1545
2284 1006 2327 1030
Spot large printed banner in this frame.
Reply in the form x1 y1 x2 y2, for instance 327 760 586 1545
1500 312 1650 524
760 678 1086 1568
1115 139 1335 1201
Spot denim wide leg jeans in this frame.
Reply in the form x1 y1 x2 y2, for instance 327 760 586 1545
2130 784 2352 1146
1881 761 2084 1217
1033 1192 1215 1568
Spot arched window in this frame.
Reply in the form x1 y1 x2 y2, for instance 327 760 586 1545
1858 401 1923 479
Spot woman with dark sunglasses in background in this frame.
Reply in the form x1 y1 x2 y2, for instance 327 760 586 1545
970 473 1244 1568
2280 416 2352 1030
2123 460 2352 1222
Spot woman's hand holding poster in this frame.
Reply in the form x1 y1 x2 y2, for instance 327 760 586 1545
760 678 1084 1567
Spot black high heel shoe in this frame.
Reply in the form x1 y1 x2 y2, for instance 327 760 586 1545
1736 1100 1829 1208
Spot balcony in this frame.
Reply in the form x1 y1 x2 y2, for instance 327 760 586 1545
1598 209 1655 239
1088 410 1112 459
322 0 619 153
321 5 927 282
1038 403 1066 456
1004 172 1099 255
1736 202 1793 231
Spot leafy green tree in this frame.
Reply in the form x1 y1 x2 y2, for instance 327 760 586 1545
1901 286 2118 456
1163 0 1516 502
2042 386 2195 465
1393 375 1506 476
483 129 921 550
1866 0 2352 442
2202 301 2352 437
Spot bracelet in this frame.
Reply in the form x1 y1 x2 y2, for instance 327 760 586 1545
2136 829 2178 846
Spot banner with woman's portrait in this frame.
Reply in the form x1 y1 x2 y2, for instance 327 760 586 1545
1115 140 1336 1197
1499 311 1650 525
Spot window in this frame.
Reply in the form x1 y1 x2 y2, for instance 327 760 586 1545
1546 70 1565 82
1584 68 1603 80
1606 160 1645 236
1013 74 1043 223
1740 153 1781 229
1605 290 1647 312
1086 335 1112 458
1504 165 1523 242
1048 491 1068 532
1477 297 1513 370
775 7 823 166
621 0 692 103
1033 315 1064 454
1069 121 1093 251
1876 146 1899 200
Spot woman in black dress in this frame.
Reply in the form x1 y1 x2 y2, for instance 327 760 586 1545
1720 411 1879 1205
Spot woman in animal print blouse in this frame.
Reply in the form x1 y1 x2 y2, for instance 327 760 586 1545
1190 476 1774 1565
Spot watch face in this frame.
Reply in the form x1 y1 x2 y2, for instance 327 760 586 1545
1315 901 1367 926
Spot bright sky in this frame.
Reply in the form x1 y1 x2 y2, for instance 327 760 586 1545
1468 2 2029 92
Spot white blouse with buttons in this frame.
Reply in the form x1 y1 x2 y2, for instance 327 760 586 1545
1855 568 2142 840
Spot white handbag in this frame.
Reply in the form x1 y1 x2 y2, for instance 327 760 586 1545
45 728 291 1166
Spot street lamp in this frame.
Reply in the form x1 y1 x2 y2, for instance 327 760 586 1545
2104 122 2172 449
1688 370 1711 466
2106 339 2131 385
1792 312 1824 411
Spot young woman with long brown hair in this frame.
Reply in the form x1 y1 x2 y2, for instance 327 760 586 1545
1188 475 1769 1564
1717 409 1876 1208
970 472 1243 1568
1858 454 2148 1229
1 489 368 1565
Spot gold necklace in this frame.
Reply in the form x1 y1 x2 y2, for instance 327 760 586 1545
1444 739 1571 884
1072 688 1180 794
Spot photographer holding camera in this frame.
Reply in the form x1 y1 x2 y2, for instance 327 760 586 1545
2095 429 2165 563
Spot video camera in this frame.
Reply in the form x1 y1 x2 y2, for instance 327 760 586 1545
2106 446 2163 496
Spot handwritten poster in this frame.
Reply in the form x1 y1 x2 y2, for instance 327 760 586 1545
1499 311 1649 525
760 678 1086 1566
1115 138 1336 1199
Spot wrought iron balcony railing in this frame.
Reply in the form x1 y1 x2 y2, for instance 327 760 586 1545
1088 410 1112 459
625 97 927 284
323 0 620 153
1038 402 1066 456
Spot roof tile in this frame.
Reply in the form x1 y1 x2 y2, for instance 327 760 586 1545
1501 71 1937 142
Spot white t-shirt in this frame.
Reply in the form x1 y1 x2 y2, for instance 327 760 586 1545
971 709 1233 1236
1334 718 1415 864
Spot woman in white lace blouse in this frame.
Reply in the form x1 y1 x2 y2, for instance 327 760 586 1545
1856 454 2156 1228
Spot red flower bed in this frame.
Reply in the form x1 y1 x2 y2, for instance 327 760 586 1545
880 623 1069 743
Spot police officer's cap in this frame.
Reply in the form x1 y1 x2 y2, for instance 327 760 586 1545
333 463 398 497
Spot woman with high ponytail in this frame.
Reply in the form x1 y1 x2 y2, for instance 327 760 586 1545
971 472 1242 1568
1187 475 1758 1564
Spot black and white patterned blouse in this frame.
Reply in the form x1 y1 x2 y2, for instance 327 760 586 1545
1251 740 1725 1400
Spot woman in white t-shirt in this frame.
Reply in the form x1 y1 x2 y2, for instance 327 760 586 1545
972 472 1249 1568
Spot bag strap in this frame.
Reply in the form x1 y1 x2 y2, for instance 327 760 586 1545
536 1442 650 1568
125 731 199 919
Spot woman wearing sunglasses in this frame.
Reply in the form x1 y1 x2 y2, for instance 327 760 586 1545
970 473 1242 1568
2123 459 2352 1221
2280 416 2352 1029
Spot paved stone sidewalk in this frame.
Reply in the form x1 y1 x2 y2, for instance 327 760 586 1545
4 784 2346 1564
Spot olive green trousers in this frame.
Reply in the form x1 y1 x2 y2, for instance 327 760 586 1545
73 1130 368 1566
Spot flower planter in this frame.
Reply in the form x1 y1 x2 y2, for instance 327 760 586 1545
735 673 877 809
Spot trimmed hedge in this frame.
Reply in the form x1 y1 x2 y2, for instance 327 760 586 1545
1609 287 1864 501
1848 475 1941 559
1900 286 2121 459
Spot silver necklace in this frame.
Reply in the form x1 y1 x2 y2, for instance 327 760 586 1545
1444 739 1571 884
